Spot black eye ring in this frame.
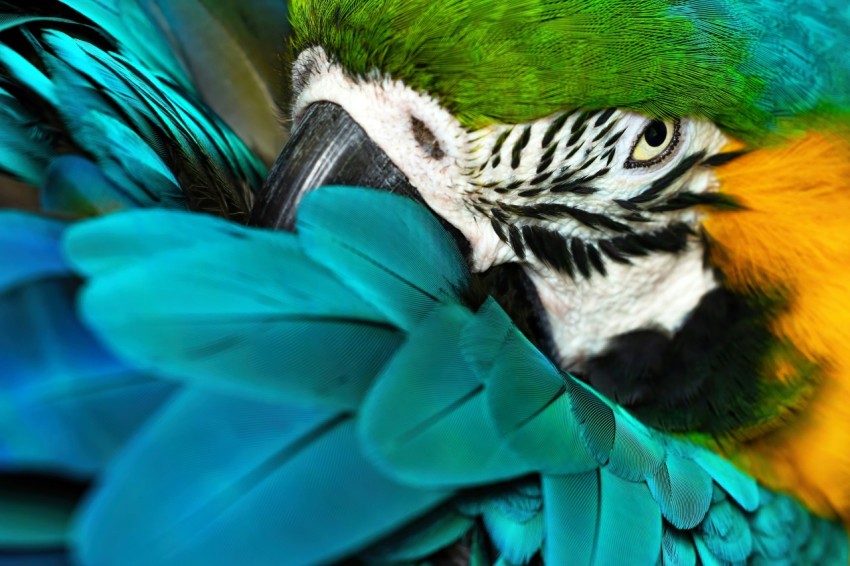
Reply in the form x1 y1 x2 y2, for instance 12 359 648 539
624 119 682 169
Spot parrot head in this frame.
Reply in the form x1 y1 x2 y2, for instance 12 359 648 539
252 0 850 520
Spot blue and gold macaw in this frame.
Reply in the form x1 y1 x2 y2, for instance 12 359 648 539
2 0 850 564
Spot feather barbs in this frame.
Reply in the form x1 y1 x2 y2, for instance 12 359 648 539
704 130 850 522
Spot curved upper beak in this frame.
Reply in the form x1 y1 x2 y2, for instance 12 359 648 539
250 101 419 230
249 99 552 356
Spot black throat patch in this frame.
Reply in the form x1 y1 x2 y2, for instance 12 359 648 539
574 286 817 437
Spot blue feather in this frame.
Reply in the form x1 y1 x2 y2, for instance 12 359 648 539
54 0 189 88
359 304 528 486
52 186 850 564
0 212 67 288
700 497 752 562
0 277 174 475
481 487 544 565
0 87 52 185
298 186 470 329
73 219 401 408
0 42 56 104
75 390 449 565
693 534 725 566
646 453 713 530
0 12 266 218
0 213 173 474
662 526 697 566
692 449 759 513
0 550 70 566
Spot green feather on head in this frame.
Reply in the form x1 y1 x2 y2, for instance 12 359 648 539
290 0 850 141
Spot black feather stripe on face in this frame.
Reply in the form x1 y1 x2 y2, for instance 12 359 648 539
490 221 692 281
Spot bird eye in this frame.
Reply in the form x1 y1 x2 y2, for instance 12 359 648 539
626 119 680 168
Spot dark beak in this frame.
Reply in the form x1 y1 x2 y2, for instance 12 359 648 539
249 100 554 357
250 101 419 230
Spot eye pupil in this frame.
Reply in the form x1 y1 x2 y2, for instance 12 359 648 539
643 121 667 147
625 118 680 168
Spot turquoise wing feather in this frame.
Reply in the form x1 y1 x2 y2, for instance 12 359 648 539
75 390 449 566
0 1 269 219
0 0 289 560
0 212 175 552
68 187 849 565
65 209 402 408
0 211 175 475
55 0 287 163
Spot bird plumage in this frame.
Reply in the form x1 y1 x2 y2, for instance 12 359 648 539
1 0 850 564
290 0 850 139
62 187 849 564
288 0 850 532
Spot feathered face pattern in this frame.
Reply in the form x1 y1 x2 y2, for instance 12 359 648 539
281 0 850 521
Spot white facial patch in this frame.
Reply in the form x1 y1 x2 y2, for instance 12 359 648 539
529 245 717 367
291 47 730 368
292 47 505 269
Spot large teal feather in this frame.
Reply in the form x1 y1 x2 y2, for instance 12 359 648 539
64 208 260 277
298 186 470 329
0 213 174 474
358 304 530 487
65 187 850 564
467 299 599 476
540 472 600 565
541 471 662 566
71 217 401 408
75 390 449 566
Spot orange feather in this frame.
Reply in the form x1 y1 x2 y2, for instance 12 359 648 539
704 131 850 520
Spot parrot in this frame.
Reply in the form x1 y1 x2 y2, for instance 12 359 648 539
0 0 850 565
